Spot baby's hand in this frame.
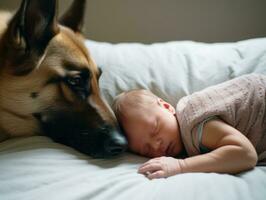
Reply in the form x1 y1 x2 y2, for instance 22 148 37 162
138 156 183 179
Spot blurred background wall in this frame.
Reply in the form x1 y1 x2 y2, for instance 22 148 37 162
0 0 265 43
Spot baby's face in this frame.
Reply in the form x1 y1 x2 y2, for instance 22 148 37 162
121 99 182 158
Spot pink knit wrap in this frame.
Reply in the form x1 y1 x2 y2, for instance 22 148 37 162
176 74 266 163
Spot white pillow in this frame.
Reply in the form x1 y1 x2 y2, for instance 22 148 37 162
86 38 266 106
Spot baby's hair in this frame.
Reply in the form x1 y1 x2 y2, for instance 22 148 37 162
112 89 158 123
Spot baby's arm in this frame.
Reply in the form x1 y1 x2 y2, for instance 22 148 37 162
138 119 258 179
180 119 258 174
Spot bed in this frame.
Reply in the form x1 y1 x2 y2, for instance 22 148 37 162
0 38 266 200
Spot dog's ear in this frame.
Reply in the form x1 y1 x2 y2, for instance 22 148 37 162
59 0 86 33
4 0 59 75
7 0 59 54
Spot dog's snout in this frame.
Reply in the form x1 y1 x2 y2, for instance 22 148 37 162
102 128 128 157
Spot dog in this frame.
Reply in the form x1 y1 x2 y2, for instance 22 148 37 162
0 0 127 158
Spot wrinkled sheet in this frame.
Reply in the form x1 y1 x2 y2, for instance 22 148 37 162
1 38 266 200
0 136 266 200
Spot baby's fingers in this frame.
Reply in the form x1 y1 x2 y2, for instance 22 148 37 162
147 171 165 179
139 158 160 168
139 159 156 167
138 163 162 174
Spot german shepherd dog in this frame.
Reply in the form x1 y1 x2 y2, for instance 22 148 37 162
0 0 127 158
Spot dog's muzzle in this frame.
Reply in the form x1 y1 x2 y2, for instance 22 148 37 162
103 129 128 156
34 111 128 158
74 125 128 158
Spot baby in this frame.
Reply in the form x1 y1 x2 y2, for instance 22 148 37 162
112 73 266 179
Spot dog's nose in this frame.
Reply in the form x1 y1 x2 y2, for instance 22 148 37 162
104 129 128 156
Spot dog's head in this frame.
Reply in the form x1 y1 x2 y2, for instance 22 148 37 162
0 0 127 158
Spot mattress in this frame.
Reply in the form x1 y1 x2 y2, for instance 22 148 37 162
1 38 266 200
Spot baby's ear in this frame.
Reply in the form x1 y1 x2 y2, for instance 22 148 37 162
157 98 176 115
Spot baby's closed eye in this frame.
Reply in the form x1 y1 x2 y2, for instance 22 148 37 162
151 118 160 137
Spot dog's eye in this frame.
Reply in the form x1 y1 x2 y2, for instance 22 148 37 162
67 75 83 86
65 74 90 100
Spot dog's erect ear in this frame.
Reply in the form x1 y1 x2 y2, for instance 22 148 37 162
3 0 60 75
59 0 86 33
7 0 59 54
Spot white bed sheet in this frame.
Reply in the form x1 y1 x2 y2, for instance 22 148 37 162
0 136 266 200
1 38 266 200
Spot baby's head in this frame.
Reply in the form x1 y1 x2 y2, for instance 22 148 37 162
113 89 183 158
